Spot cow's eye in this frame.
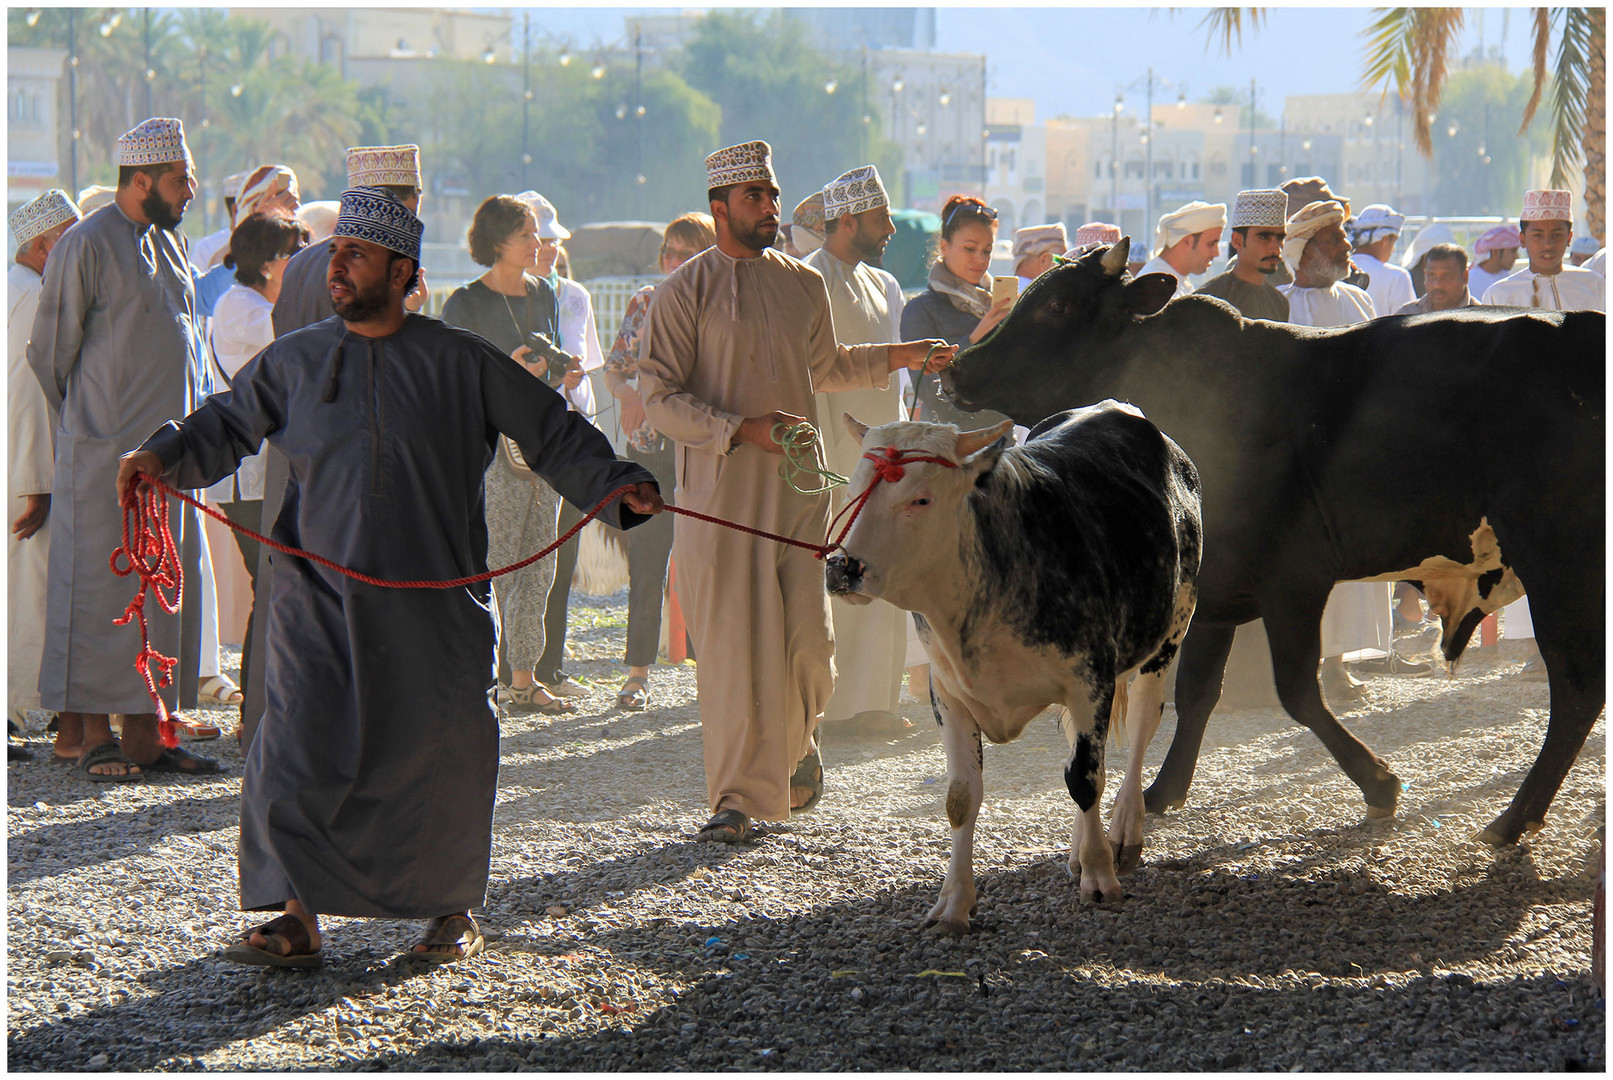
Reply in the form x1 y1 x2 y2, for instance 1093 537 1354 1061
1046 299 1070 315
910 497 931 508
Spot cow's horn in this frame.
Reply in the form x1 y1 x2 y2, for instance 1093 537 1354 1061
1100 238 1130 277
955 419 1015 459
842 413 871 442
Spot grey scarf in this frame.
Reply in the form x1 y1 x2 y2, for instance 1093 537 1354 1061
927 259 991 318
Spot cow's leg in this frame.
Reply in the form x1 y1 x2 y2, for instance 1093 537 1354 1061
1262 594 1401 816
926 682 983 935
1107 668 1166 874
1062 685 1122 903
1143 622 1237 814
1477 589 1604 845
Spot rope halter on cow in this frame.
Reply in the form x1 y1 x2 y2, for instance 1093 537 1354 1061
822 444 960 559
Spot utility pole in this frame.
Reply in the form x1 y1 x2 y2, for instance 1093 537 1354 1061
633 19 644 217
521 11 531 172
1111 97 1120 221
1248 78 1257 186
67 9 78 194
143 10 153 116
1144 67 1153 250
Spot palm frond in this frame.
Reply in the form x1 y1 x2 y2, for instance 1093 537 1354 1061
1195 8 1267 57
1544 7 1593 188
1519 7 1553 129
1360 8 1463 156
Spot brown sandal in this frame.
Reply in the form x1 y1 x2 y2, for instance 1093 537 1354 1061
407 914 485 964
222 913 322 968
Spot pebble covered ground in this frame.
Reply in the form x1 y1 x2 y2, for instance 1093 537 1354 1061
7 593 1604 1071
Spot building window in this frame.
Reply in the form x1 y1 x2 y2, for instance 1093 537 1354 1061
1153 157 1173 179
1208 155 1227 179
1124 155 1144 179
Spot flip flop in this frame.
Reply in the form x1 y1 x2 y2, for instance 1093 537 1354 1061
406 914 485 964
138 745 225 775
70 742 145 784
695 807 751 843
223 913 322 969
790 743 823 814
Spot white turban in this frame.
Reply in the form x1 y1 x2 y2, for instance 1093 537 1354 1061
1156 201 1226 251
1281 200 1346 270
1347 203 1405 246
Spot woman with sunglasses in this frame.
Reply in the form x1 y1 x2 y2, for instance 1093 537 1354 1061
898 195 1015 429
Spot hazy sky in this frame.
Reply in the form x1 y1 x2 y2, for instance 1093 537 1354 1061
521 5 1539 121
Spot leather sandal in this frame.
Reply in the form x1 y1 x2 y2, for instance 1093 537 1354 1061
616 676 650 710
223 913 322 969
505 684 575 715
407 914 485 964
695 808 750 843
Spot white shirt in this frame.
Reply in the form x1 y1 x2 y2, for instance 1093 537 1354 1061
1138 255 1194 300
1585 248 1606 278
1351 253 1415 320
1466 263 1514 301
1479 265 1606 312
189 227 230 271
8 263 53 498
550 274 604 423
204 283 274 500
1279 281 1377 327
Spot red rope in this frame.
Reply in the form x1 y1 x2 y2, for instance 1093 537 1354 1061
114 447 956 728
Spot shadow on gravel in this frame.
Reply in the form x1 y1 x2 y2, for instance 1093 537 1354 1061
7 794 239 887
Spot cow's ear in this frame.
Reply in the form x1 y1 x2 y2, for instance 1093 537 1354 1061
842 413 870 443
1122 273 1178 318
955 419 1014 467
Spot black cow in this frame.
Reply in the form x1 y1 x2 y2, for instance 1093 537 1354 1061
941 239 1604 846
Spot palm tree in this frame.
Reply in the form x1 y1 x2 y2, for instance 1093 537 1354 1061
1196 7 1607 241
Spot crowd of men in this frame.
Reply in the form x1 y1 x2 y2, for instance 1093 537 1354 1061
7 112 1603 967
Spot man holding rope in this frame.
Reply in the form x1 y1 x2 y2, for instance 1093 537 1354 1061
118 188 662 967
637 140 954 843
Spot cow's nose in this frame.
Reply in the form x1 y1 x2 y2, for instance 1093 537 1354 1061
824 552 866 595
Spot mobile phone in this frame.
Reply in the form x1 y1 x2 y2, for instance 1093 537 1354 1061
990 276 1020 306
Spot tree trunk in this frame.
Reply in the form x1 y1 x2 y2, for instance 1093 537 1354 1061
1586 7 1606 244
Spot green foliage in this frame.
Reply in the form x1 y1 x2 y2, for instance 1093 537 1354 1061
1430 66 1551 215
675 11 904 206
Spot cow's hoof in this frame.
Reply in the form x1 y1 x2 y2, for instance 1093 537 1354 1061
923 916 972 938
1142 786 1186 815
1112 842 1144 874
1476 813 1544 847
1364 804 1396 820
1081 880 1124 904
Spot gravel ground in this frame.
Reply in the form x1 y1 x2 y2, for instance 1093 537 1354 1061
7 593 1604 1071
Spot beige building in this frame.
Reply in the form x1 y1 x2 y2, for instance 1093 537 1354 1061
7 47 69 223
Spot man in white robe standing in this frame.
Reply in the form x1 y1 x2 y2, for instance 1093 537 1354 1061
1139 200 1227 300
638 140 954 842
807 165 911 735
1345 204 1415 318
1276 199 1392 702
8 190 79 738
1477 188 1605 678
27 118 218 779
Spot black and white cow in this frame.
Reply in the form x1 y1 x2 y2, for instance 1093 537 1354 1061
941 239 1605 846
824 402 1201 932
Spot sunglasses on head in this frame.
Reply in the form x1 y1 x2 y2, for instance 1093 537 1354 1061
944 203 998 230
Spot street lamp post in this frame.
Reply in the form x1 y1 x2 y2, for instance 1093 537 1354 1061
67 9 78 195
521 11 531 172
1111 95 1121 220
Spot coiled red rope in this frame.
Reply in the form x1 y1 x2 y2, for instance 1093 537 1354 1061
114 448 956 734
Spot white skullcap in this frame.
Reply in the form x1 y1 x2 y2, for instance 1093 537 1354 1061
116 117 190 167
1229 190 1287 230
76 185 116 215
1012 223 1067 260
10 189 79 248
1157 201 1227 250
1347 203 1405 244
296 200 341 243
345 144 421 188
1520 189 1573 222
514 191 570 240
1072 222 1122 248
822 165 888 219
222 170 251 200
706 140 776 189
1281 200 1346 269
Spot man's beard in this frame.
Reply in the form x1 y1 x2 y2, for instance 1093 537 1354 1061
1301 251 1348 287
141 186 184 231
731 217 778 252
330 275 391 321
1256 257 1280 276
850 223 887 263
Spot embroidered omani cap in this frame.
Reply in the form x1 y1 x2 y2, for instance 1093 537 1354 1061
822 165 888 219
706 140 776 189
115 117 191 167
333 187 423 262
345 144 421 188
1520 188 1574 222
10 189 79 248
1229 189 1287 230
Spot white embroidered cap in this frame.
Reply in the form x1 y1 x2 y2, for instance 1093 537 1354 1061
345 144 421 188
1519 188 1573 222
706 140 776 189
115 117 191 167
10 189 80 248
1229 189 1287 229
1011 223 1068 260
822 165 888 219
